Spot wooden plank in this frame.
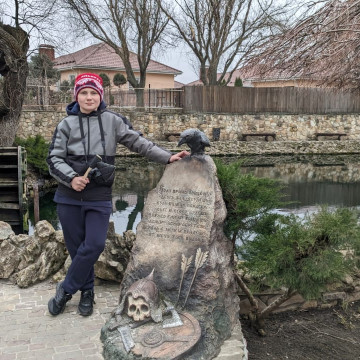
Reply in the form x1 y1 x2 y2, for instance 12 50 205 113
0 165 17 169
0 203 20 210
0 182 18 187
0 195 18 202
0 152 18 156
0 209 20 221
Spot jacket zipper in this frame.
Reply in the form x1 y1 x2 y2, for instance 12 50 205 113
87 116 90 156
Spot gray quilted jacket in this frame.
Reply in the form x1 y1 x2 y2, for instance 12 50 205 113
47 101 171 201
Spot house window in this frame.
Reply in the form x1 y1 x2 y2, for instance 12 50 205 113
128 78 140 90
69 74 75 85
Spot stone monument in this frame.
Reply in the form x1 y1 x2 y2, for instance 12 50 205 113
101 130 241 359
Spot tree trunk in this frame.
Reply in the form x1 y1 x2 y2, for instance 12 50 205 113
235 272 259 311
135 88 145 108
253 288 297 336
259 288 297 321
0 24 29 146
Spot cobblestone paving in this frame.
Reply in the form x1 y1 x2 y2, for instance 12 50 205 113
0 278 247 359
0 278 118 360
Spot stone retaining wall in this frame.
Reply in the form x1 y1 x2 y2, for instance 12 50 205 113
18 109 360 143
117 139 360 156
20 108 360 156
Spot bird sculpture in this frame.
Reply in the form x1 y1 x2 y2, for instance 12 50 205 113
177 128 210 155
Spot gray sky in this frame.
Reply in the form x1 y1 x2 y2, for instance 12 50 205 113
4 0 314 86
153 45 198 85
1 1 198 85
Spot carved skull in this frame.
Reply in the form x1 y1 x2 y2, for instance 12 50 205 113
127 295 151 322
117 269 163 323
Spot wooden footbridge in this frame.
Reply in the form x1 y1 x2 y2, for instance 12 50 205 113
0 147 28 234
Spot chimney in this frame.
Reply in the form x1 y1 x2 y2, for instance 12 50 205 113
39 44 55 61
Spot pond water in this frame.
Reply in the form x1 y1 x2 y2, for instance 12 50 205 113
28 154 360 235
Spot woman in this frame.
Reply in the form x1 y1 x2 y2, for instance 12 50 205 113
47 73 188 316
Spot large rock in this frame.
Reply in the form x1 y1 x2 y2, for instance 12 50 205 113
102 156 241 359
0 236 22 278
6 221 67 287
94 223 135 282
0 219 134 288
0 221 14 241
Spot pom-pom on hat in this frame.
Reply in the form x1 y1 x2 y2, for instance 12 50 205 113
74 73 104 101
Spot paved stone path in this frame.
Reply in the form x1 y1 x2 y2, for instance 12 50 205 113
0 279 247 360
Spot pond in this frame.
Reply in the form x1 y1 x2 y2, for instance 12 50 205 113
28 154 360 235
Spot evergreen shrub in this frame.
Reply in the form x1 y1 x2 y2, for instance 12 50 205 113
215 158 360 331
14 135 50 176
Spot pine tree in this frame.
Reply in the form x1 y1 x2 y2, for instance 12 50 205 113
234 77 243 87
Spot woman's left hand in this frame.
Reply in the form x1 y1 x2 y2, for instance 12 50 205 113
169 150 190 163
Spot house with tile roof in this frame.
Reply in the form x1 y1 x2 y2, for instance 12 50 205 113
53 42 182 90
186 65 321 88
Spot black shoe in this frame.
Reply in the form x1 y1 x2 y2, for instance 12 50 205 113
78 289 95 316
48 282 72 316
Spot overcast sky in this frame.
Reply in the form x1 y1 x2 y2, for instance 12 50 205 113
1 1 199 85
153 45 199 85
4 0 311 86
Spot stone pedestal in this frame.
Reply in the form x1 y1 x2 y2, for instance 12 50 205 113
102 155 241 359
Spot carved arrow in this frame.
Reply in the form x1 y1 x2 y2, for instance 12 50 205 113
176 253 193 306
182 248 208 309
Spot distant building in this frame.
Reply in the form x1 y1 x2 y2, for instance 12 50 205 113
52 42 182 90
174 80 185 88
186 65 320 88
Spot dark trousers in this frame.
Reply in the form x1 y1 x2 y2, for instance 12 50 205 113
57 203 112 294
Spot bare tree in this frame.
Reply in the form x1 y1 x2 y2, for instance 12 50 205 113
157 0 291 86
62 0 169 107
0 0 60 146
246 0 360 91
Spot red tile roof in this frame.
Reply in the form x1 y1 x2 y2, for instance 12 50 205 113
174 80 185 88
54 42 182 75
186 65 314 86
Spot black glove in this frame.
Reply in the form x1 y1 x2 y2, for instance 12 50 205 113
89 161 115 185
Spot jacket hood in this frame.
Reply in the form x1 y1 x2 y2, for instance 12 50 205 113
66 100 107 116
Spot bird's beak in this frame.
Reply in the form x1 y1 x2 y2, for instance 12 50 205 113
177 138 185 147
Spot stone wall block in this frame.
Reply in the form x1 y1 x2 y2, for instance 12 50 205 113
17 237 41 270
94 223 134 282
320 300 338 309
35 220 56 243
345 291 360 303
37 242 67 281
300 300 318 310
0 240 21 278
0 221 15 241
55 230 66 244
322 291 347 302
15 263 40 288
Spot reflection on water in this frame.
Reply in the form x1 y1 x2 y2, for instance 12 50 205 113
237 154 360 209
28 158 165 235
28 154 360 235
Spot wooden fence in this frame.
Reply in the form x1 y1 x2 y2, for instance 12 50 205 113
183 86 360 114
23 86 183 109
109 88 183 108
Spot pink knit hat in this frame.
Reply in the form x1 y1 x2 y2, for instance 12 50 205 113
74 73 104 101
